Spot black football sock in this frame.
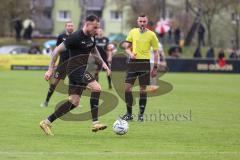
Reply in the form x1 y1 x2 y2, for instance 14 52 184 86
125 91 133 115
90 92 100 122
139 92 147 115
45 84 56 103
107 75 112 88
47 101 77 123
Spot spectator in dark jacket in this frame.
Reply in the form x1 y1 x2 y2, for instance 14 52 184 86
14 18 23 42
206 47 215 58
193 47 202 58
174 27 181 45
229 49 238 60
198 23 205 47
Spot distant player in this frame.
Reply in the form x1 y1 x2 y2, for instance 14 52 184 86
41 21 75 107
121 13 159 122
94 28 114 89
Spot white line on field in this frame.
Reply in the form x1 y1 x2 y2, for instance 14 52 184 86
0 151 239 156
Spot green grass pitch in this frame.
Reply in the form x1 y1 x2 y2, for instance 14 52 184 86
0 71 240 160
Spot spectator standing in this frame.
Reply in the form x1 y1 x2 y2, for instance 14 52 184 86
174 27 181 45
198 23 205 47
206 47 215 58
13 18 23 42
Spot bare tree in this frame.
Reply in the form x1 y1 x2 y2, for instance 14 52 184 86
0 0 30 37
187 0 231 46
116 0 162 28
228 0 240 49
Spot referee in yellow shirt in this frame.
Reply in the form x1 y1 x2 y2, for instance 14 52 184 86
122 13 159 122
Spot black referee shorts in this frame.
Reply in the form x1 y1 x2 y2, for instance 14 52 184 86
125 59 150 86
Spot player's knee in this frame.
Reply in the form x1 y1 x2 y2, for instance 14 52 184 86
140 90 147 94
69 96 80 106
125 88 132 92
140 86 147 94
125 84 132 92
92 85 101 92
70 99 80 106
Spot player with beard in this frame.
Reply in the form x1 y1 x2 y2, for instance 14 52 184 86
39 15 111 135
121 14 159 122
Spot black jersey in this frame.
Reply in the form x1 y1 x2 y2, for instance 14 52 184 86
64 30 96 79
95 37 109 62
56 33 70 66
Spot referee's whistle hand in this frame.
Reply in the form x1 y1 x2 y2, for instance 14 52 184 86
44 70 53 81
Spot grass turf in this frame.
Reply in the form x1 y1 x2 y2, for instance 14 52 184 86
0 71 239 160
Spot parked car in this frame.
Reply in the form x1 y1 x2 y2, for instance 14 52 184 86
108 33 126 43
0 45 30 54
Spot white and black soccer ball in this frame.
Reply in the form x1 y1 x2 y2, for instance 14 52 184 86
112 119 129 135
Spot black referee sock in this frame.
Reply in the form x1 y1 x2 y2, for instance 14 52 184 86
45 84 56 103
139 92 147 115
48 101 77 123
107 75 112 88
125 91 133 115
90 92 100 122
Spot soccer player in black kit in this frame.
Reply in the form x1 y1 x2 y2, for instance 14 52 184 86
41 21 75 107
40 15 111 136
94 28 113 89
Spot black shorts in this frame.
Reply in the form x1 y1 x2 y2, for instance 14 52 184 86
125 59 150 86
53 63 67 80
68 71 95 96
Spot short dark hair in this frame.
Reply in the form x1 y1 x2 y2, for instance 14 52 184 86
139 13 147 18
65 21 73 25
85 14 99 22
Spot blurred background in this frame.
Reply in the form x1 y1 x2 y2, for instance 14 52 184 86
0 0 239 71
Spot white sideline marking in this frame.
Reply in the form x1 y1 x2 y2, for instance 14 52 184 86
0 151 239 156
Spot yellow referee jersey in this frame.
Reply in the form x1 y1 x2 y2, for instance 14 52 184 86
126 28 159 59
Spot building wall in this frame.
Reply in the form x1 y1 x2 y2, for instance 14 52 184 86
102 0 130 36
52 0 81 35
39 0 131 36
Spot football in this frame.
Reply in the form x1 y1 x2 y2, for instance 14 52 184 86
112 119 129 135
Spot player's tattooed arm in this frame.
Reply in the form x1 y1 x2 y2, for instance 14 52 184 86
92 47 104 63
92 47 111 75
49 42 66 70
45 42 67 81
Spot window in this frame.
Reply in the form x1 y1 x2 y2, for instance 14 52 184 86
58 10 71 21
110 10 122 21
44 10 52 19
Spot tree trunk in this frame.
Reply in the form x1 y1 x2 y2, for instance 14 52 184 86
206 19 212 46
184 17 199 46
236 19 240 49
161 0 166 19
185 0 189 12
